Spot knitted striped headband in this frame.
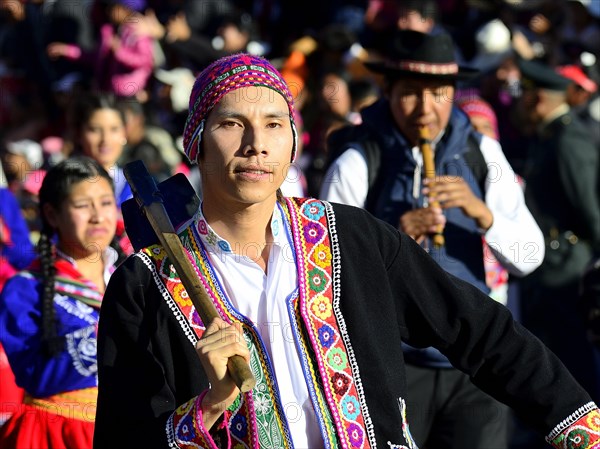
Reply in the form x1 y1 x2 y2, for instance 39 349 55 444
183 53 297 164
456 96 499 140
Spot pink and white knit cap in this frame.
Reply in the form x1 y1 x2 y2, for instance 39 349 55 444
182 53 297 164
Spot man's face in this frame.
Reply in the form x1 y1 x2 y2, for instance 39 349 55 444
387 78 454 146
518 87 542 124
566 83 591 108
199 86 294 209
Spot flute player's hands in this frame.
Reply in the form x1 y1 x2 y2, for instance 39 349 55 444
399 207 446 244
423 176 493 231
196 317 250 428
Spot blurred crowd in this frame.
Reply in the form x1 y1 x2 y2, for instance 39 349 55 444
0 0 598 224
0 0 598 200
0 0 599 447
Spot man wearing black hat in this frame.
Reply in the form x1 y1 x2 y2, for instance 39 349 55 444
320 30 545 448
518 58 600 416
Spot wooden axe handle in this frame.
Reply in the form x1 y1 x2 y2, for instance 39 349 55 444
125 163 256 392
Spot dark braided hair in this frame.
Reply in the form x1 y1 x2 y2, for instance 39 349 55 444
38 156 115 357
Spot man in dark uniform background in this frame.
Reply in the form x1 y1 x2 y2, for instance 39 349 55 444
518 57 600 424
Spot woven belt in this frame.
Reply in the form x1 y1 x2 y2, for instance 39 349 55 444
24 387 98 421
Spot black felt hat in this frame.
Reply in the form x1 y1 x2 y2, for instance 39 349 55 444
518 58 571 91
364 30 479 81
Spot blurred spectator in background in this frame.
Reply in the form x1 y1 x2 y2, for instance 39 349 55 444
0 184 34 428
557 63 600 149
561 0 600 58
348 77 380 123
559 64 599 107
396 0 439 34
455 93 499 139
0 0 73 124
470 18 535 175
362 0 401 51
0 184 35 290
516 0 566 65
48 0 154 99
517 60 600 449
301 24 361 144
395 0 469 65
133 7 262 73
67 93 131 207
469 18 514 76
117 98 173 183
0 151 36 428
0 140 46 235
1 140 43 194
67 92 134 255
152 66 197 138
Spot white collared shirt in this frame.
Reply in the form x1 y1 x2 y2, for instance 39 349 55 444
193 203 322 448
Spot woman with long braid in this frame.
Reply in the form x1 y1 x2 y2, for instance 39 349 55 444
0 157 124 448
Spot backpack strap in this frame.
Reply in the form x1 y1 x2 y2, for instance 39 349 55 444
462 132 488 196
362 139 382 212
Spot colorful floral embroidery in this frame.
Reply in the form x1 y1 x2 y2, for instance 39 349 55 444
341 396 360 420
304 222 325 244
171 399 205 446
288 197 373 449
151 198 382 449
332 373 351 396
218 240 232 252
347 423 364 447
197 219 208 235
312 295 333 320
231 414 248 439
302 202 325 221
146 215 294 449
588 413 600 431
327 348 349 371
206 230 218 246
288 306 340 448
151 246 168 259
313 244 332 268
172 283 192 307
547 405 600 449
308 268 327 293
318 324 336 348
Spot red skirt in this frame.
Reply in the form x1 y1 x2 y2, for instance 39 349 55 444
0 343 24 425
0 388 97 449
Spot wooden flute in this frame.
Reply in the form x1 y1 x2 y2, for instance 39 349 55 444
418 126 445 248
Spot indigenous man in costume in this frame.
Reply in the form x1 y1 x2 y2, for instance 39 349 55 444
94 53 600 449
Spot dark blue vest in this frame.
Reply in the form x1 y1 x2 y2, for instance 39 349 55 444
361 100 489 367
